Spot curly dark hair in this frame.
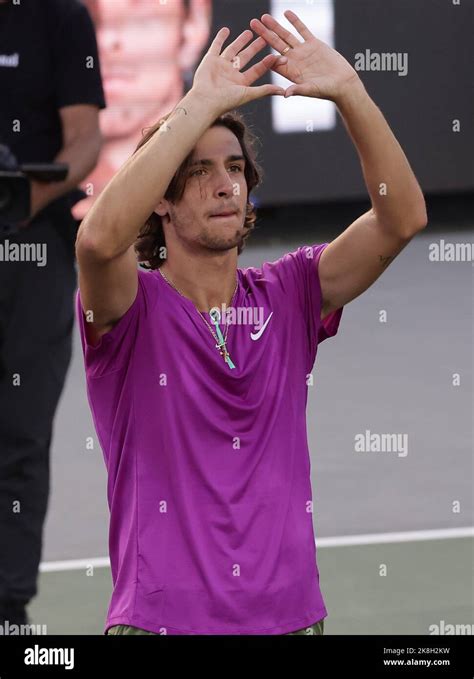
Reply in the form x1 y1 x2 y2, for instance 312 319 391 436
133 109 263 270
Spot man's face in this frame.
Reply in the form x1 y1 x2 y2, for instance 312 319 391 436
163 126 250 255
94 0 209 139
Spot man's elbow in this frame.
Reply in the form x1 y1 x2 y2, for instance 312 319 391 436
413 189 428 229
75 224 114 263
414 198 428 231
373 204 428 239
402 201 428 237
412 213 428 235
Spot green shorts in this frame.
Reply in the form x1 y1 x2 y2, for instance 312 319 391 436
107 618 324 636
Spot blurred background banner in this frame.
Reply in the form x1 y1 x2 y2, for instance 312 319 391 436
77 0 473 217
215 0 474 205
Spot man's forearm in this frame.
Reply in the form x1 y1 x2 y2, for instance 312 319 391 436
28 129 102 221
335 79 427 235
77 89 218 260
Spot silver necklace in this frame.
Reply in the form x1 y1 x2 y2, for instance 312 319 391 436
159 267 238 369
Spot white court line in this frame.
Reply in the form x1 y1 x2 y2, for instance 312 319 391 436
40 557 110 573
316 526 474 548
39 527 473 573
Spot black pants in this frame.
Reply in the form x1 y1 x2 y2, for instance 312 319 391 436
0 215 77 612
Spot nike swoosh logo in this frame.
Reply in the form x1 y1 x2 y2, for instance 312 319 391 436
250 312 273 341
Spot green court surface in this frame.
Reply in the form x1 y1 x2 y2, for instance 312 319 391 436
28 537 473 635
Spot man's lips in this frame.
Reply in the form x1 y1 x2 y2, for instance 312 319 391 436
210 211 237 218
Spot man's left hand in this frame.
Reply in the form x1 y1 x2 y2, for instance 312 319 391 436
250 9 360 103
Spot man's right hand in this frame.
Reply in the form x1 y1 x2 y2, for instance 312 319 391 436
191 27 288 116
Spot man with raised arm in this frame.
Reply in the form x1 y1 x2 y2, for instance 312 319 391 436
75 10 426 636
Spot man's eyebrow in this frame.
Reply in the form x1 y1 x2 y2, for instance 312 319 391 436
189 155 245 168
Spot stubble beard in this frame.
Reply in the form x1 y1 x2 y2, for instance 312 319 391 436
197 227 245 252
171 208 247 254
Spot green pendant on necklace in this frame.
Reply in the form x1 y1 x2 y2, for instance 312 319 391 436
210 309 236 369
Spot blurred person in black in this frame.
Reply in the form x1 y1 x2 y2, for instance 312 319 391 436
0 0 105 626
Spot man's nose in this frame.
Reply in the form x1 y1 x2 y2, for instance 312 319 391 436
214 170 236 197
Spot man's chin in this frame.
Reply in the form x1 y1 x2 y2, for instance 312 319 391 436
200 233 244 252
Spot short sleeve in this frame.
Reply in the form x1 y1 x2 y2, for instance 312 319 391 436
75 267 157 379
269 242 343 361
49 0 106 110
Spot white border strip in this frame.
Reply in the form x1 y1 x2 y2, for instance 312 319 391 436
40 527 473 573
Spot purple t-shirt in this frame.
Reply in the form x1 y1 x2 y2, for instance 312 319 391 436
76 243 343 635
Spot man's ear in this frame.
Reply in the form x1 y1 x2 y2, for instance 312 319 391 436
155 199 169 217
178 0 212 72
